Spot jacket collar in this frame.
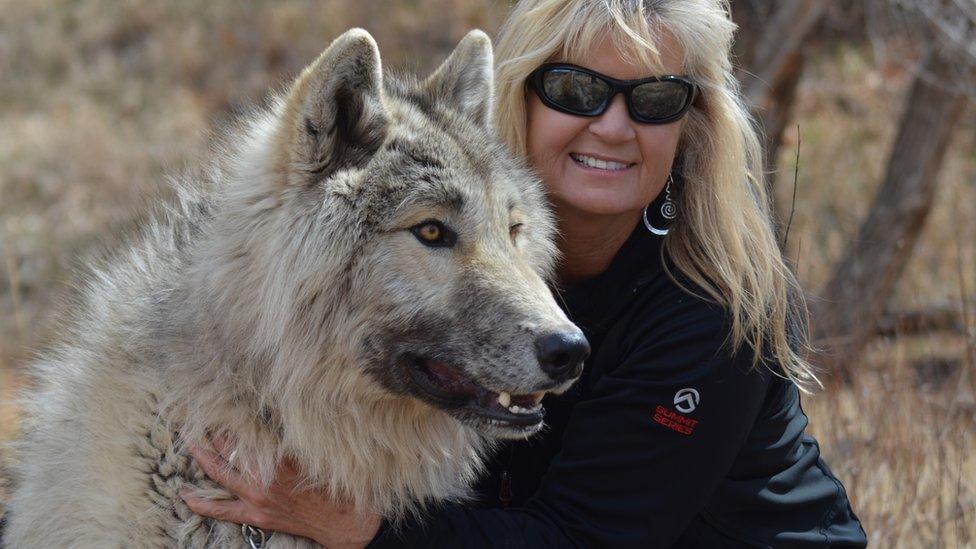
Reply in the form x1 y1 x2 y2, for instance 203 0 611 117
556 220 666 339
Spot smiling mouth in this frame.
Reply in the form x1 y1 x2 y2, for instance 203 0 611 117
570 153 636 171
401 354 547 429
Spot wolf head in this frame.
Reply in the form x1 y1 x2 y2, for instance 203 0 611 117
195 29 587 441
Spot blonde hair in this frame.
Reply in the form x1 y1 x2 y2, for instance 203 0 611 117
494 0 820 390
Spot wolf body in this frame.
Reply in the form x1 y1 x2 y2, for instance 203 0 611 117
3 29 586 547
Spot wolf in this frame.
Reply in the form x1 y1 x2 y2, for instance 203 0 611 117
2 28 589 547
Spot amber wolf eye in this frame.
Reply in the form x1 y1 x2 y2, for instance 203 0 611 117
410 219 457 248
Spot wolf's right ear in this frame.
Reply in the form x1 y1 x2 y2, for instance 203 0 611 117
280 29 390 185
423 30 494 127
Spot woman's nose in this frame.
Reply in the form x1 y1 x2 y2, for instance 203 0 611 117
588 94 636 143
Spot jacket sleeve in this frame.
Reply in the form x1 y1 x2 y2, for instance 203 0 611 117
368 296 770 548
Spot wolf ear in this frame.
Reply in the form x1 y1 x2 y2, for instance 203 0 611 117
282 28 390 183
423 29 494 127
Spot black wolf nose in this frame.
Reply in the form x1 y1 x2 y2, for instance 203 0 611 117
536 331 590 382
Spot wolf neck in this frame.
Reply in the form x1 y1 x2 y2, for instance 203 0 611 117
169 349 489 519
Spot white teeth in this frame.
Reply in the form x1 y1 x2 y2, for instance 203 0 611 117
497 392 545 415
572 153 630 171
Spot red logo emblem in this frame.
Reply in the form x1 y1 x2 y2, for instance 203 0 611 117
652 405 699 436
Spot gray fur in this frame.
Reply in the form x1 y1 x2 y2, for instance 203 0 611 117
3 29 581 548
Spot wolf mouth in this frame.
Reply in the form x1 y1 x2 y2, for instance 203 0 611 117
401 354 546 428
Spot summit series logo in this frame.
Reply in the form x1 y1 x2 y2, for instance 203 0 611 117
651 388 701 436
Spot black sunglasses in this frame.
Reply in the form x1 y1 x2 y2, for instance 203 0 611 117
528 63 699 124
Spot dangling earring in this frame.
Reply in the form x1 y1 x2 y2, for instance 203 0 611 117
643 173 676 236
660 174 677 221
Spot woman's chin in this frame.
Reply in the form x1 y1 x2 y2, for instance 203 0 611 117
547 169 654 217
552 190 647 218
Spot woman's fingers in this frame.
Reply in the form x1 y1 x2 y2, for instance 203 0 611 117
209 434 236 462
181 444 381 544
186 443 262 502
180 489 265 527
275 456 301 485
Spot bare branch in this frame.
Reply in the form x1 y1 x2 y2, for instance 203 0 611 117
874 305 967 338
867 0 976 98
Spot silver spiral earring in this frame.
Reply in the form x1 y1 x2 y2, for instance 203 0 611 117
643 173 676 236
660 174 677 221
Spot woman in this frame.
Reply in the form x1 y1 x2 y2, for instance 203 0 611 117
183 1 868 546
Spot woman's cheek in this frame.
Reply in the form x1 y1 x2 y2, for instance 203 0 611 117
526 98 582 177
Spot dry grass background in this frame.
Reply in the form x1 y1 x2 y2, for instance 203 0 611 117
0 1 973 547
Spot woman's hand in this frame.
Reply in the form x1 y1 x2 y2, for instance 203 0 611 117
180 439 382 549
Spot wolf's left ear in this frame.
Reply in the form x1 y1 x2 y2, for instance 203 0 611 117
281 28 391 184
423 30 494 127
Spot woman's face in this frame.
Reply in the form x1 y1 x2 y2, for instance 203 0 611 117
526 33 687 220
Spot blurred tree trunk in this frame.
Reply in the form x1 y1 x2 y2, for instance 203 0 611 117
732 0 827 230
735 0 826 111
756 51 806 187
812 48 969 372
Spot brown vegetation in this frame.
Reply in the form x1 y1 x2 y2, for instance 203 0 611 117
1 1 973 546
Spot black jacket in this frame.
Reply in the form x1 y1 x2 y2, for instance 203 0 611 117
369 222 867 548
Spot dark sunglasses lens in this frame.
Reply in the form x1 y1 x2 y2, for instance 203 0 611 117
631 81 691 121
541 69 610 114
